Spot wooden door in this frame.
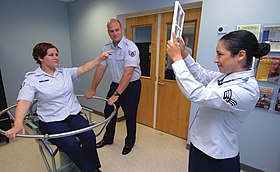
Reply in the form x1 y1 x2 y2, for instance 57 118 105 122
126 8 201 139
156 8 201 139
126 14 158 127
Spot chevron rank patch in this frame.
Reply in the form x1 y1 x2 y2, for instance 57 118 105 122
128 50 136 57
223 89 237 106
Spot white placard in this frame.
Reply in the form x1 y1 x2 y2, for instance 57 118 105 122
170 1 185 42
236 24 261 41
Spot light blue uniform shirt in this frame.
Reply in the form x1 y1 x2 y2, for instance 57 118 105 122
100 36 141 83
17 66 82 122
172 54 259 159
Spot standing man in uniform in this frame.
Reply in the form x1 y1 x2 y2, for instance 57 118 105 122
85 19 142 155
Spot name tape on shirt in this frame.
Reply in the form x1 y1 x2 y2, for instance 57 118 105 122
39 79 49 83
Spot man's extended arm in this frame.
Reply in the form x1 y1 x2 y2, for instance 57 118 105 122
84 64 107 98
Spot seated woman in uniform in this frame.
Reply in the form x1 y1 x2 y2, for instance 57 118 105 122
5 42 111 172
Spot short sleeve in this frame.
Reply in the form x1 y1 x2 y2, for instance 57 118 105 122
124 43 140 67
17 79 36 102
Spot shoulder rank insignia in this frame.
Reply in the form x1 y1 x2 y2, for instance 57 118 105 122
223 89 237 106
128 50 136 57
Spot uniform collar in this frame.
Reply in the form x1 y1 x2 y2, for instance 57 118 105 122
217 70 255 86
227 70 255 80
111 36 126 49
35 66 62 77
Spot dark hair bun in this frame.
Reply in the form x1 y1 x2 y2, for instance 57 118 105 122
255 43 270 58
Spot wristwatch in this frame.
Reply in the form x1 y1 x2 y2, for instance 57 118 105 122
114 91 121 96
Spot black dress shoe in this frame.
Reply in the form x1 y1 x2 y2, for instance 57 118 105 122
122 145 132 155
96 140 113 148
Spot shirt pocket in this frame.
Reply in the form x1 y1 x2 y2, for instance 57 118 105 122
116 52 125 61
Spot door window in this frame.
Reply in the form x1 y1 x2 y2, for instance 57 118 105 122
165 22 196 80
133 26 152 77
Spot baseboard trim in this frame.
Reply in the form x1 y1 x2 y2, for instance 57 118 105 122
186 143 264 172
116 116 125 122
240 164 264 172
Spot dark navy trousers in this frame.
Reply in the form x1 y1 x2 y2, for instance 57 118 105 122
103 79 141 147
189 143 240 172
39 113 101 172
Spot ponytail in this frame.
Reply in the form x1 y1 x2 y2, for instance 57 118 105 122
254 43 271 59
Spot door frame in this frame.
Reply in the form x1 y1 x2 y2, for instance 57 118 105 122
126 15 158 128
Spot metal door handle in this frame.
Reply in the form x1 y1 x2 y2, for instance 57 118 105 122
158 81 166 86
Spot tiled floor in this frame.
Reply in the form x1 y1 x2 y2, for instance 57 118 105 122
0 117 247 172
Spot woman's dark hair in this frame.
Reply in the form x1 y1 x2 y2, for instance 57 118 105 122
220 30 270 68
32 42 58 64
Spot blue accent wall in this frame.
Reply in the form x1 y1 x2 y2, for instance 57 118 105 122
0 0 71 106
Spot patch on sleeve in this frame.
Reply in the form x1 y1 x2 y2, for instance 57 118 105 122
223 89 237 106
128 50 136 57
